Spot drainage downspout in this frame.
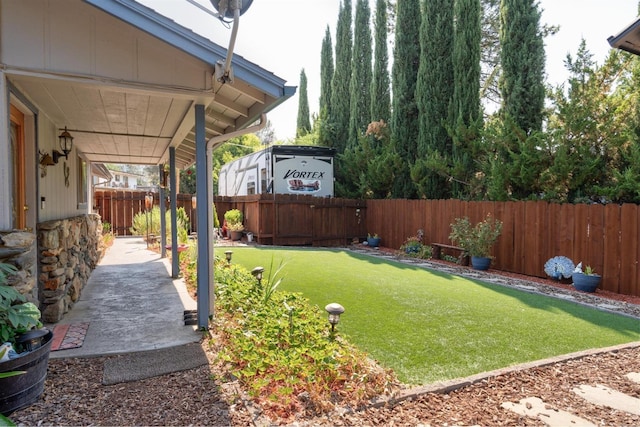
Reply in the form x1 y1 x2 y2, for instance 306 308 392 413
199 113 267 326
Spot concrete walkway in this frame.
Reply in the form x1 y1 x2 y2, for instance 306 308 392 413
48 237 200 359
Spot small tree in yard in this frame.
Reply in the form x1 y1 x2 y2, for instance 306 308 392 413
449 214 502 258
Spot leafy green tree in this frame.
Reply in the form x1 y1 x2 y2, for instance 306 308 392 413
371 0 391 124
390 0 420 198
499 0 545 135
348 0 372 149
414 0 454 199
296 69 311 137
339 120 400 198
544 43 633 203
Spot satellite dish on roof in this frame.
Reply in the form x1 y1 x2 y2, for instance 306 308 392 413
210 0 254 20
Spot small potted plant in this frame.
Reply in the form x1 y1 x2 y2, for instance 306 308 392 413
572 262 601 292
544 256 575 281
400 236 422 255
0 261 53 416
224 209 244 241
366 233 381 248
449 214 503 270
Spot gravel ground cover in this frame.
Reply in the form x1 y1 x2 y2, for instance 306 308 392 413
11 247 640 426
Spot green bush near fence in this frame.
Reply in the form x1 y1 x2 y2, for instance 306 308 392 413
130 206 190 244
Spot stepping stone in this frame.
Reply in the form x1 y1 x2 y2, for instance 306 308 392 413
626 372 640 384
501 397 596 426
573 384 640 415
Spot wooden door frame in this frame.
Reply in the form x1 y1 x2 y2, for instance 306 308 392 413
9 104 26 230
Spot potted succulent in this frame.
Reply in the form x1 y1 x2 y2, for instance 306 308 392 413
366 233 381 248
449 214 503 270
544 256 575 281
572 262 601 292
224 209 244 241
0 261 53 417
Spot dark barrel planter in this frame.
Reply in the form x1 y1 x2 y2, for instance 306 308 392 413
572 273 601 293
471 256 492 271
0 330 53 415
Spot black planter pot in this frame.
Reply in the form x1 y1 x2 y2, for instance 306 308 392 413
0 329 53 416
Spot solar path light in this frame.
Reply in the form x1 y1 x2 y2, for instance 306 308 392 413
324 303 345 333
251 266 264 286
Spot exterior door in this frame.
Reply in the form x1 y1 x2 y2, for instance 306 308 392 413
10 105 26 230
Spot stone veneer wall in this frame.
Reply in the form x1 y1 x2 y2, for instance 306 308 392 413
0 231 38 304
37 214 104 323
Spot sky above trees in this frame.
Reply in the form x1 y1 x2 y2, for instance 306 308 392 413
138 0 638 141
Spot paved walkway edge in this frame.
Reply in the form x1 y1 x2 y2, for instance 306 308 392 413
369 340 640 408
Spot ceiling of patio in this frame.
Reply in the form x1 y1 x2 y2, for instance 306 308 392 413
9 70 277 170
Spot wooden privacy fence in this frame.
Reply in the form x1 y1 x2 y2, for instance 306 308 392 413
214 194 367 247
366 199 640 297
94 191 640 297
94 190 197 236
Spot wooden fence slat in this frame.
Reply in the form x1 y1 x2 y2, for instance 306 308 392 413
603 204 621 293
619 204 637 296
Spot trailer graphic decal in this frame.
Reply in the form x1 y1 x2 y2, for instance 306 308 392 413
218 146 336 197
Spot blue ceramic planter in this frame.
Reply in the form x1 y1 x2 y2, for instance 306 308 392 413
572 272 601 292
367 237 381 247
471 256 491 271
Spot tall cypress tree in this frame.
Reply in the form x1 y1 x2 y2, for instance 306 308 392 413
452 0 481 126
450 0 482 197
390 0 421 198
499 0 545 134
371 0 391 125
319 26 334 115
348 0 372 148
415 0 454 199
296 69 311 138
318 26 334 148
329 0 353 153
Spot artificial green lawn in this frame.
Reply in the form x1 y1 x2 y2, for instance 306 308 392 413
223 246 640 385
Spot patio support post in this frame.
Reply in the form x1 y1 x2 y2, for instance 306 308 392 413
0 73 11 230
169 147 179 278
159 165 167 258
195 104 212 328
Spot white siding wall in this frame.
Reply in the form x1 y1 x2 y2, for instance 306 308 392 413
1 0 208 88
37 115 84 222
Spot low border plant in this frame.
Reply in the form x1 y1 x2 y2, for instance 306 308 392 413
201 256 398 420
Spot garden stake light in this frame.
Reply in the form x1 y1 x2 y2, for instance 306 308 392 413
251 266 264 286
225 250 233 265
325 303 345 333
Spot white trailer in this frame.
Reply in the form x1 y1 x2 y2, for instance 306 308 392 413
218 145 336 197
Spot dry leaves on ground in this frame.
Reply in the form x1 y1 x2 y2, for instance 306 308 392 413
11 341 640 426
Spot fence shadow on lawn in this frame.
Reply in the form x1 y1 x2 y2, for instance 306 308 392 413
464 277 640 337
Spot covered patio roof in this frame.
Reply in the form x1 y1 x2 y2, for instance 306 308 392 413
7 0 294 170
608 17 640 56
